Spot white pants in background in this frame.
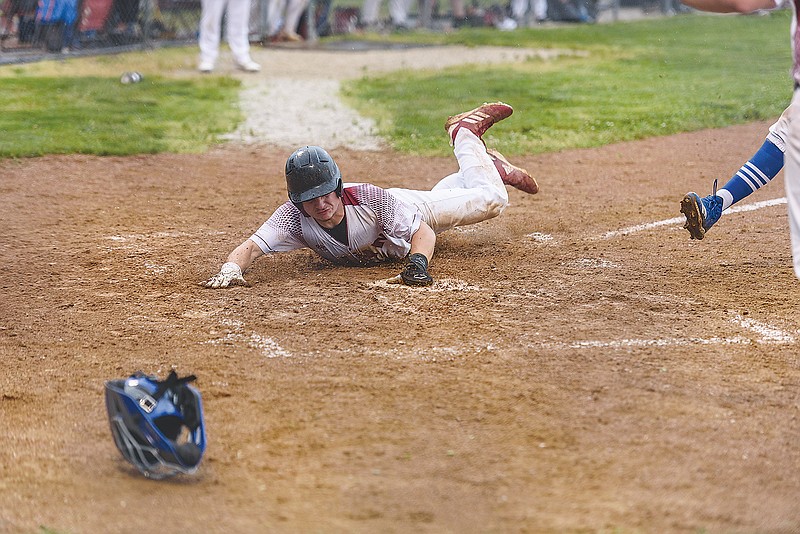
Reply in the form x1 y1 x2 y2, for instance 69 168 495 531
360 0 412 26
511 0 548 21
266 0 309 36
199 0 253 65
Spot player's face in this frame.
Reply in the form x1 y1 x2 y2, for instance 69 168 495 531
303 191 344 228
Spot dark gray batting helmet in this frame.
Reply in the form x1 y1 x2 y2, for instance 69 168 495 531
285 146 342 203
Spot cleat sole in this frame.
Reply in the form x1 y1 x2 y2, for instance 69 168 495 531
680 193 705 240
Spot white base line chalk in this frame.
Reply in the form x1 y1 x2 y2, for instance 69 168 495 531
540 314 795 350
597 197 787 240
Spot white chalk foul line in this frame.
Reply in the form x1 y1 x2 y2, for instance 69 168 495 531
597 197 787 240
731 314 796 344
552 335 751 350
526 232 556 244
370 277 481 292
203 318 292 358
542 314 795 350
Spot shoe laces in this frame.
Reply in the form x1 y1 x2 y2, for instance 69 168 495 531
702 179 723 223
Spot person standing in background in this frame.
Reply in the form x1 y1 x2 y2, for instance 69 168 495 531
450 0 469 25
676 0 799 281
360 0 412 30
266 0 309 41
198 0 261 72
510 0 548 24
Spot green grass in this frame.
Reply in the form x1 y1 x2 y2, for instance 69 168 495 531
0 10 792 157
0 75 241 156
341 11 792 155
0 48 242 157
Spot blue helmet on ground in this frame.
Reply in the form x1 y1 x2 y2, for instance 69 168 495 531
104 370 206 479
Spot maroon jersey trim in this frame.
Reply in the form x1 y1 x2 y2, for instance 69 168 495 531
341 186 359 206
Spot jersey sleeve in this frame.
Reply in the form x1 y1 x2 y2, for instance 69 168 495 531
249 202 308 253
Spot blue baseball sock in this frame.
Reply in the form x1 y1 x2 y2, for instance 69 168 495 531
717 139 784 210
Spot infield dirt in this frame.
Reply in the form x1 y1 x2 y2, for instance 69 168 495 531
2 45 800 533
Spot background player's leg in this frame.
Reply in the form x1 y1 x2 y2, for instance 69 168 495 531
715 138 783 210
681 110 788 240
785 96 800 280
226 0 259 69
198 0 228 70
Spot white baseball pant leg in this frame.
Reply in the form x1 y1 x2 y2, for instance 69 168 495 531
510 0 528 19
225 0 253 64
388 0 410 25
785 90 800 280
199 0 228 64
284 0 309 35
389 128 509 233
533 0 547 20
361 0 380 25
267 0 287 35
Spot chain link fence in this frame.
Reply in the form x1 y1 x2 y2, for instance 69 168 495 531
0 0 201 55
0 0 673 59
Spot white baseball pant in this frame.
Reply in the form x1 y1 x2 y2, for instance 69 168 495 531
360 0 412 26
785 90 800 280
266 0 309 36
199 0 253 65
389 128 509 234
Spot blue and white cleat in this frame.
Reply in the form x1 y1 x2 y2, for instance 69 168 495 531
680 181 723 240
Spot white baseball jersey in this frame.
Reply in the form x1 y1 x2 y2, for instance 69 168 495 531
250 183 423 265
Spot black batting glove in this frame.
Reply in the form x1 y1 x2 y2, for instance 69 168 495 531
400 253 433 286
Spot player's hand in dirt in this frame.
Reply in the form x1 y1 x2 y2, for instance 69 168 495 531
201 262 250 288
397 253 433 286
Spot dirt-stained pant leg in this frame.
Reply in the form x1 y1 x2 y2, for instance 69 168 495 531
785 91 800 280
388 129 509 233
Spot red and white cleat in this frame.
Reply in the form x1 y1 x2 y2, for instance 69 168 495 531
487 148 539 195
445 102 513 145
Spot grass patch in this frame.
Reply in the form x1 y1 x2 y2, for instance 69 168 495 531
342 11 792 155
0 11 792 158
0 48 241 157
0 75 241 156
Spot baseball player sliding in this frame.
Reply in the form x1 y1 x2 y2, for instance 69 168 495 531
202 102 539 288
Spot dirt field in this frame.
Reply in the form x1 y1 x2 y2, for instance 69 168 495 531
2 46 800 533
